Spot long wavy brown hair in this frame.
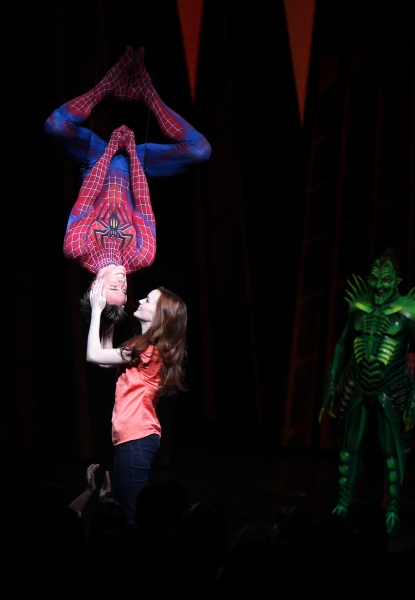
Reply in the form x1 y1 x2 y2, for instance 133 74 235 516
118 286 188 397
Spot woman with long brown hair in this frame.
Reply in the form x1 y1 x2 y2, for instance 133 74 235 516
87 279 188 526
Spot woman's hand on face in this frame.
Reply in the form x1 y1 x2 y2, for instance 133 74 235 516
90 279 107 312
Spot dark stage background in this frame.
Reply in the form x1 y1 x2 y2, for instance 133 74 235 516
3 0 415 534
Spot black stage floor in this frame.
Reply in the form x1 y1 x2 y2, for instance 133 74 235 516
3 440 415 553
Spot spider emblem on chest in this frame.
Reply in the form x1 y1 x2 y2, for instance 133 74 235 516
93 205 134 250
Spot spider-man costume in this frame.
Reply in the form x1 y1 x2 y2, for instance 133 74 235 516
45 46 211 275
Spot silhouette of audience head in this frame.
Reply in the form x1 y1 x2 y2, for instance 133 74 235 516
88 496 128 545
162 496 230 598
217 520 277 596
274 504 316 547
23 481 71 545
134 479 190 541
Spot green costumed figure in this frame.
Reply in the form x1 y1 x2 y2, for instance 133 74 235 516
319 248 415 537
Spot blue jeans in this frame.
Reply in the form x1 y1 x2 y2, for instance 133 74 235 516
112 434 161 526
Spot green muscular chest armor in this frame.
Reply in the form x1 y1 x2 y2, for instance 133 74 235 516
353 309 406 367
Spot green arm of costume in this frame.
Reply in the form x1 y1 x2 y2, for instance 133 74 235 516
319 317 354 423
403 318 415 433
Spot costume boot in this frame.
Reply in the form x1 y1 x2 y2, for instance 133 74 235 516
332 450 363 516
126 47 192 142
384 456 401 537
66 46 134 119
126 47 153 104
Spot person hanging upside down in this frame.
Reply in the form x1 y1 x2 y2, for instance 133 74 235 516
45 45 211 334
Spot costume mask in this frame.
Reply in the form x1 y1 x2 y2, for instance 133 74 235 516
367 259 402 306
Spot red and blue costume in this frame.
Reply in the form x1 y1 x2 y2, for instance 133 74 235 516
45 46 211 275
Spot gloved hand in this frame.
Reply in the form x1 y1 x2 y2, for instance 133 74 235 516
319 376 337 423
